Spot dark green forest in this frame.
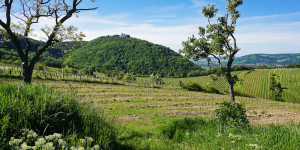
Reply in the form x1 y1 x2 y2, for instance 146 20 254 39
67 36 201 75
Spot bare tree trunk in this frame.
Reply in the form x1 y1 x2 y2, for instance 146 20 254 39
225 70 235 102
23 68 33 84
22 59 36 84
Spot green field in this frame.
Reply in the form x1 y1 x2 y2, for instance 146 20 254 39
1 64 300 103
160 69 300 103
1 77 300 149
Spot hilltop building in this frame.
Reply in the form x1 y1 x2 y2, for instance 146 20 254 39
110 33 130 38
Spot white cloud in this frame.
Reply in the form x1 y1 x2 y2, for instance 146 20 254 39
81 23 201 51
190 0 226 8
2 6 300 56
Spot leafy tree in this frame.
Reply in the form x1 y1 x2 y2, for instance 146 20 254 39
270 74 284 102
0 0 97 83
180 0 243 102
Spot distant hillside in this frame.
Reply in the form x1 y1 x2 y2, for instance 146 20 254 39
195 53 300 67
0 33 85 67
234 53 300 66
68 36 201 75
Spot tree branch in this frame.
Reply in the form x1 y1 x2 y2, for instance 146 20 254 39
211 53 223 68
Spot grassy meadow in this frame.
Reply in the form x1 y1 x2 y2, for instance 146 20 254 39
1 77 299 149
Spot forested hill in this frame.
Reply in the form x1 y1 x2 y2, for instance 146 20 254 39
0 32 85 67
234 53 300 66
68 36 201 75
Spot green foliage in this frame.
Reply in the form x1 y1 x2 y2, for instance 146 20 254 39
124 72 136 81
68 36 201 75
151 76 164 85
149 118 300 149
35 62 46 71
179 81 204 92
180 0 243 101
63 65 78 74
179 81 221 94
269 74 284 102
0 83 115 149
214 101 249 127
78 68 93 75
159 118 207 142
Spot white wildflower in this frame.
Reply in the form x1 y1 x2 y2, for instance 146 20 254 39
78 147 85 150
53 133 62 139
44 142 55 150
86 137 94 143
217 133 222 137
247 143 259 148
35 137 46 147
80 139 86 144
58 139 67 146
92 145 100 150
20 142 31 150
27 130 38 139
45 135 54 141
228 133 242 139
9 138 23 146
70 146 78 150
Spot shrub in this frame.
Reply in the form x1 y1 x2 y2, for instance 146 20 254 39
269 74 284 102
0 83 115 149
214 101 249 127
179 81 221 94
124 73 136 81
204 86 220 94
151 76 164 85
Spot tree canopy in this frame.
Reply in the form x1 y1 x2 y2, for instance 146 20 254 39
180 0 243 102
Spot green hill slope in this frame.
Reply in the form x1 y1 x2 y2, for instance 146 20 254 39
234 53 300 66
68 36 201 75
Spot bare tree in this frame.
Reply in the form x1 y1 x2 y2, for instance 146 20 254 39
0 0 97 83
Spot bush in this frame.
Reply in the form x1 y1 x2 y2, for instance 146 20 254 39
35 62 46 71
0 83 115 149
179 81 221 94
180 82 204 92
214 101 249 127
204 86 220 94
151 76 164 85
124 73 136 81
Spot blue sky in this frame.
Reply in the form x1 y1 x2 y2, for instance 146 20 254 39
69 0 300 56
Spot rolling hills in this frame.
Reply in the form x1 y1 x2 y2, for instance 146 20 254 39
195 53 300 67
67 36 201 75
234 53 300 66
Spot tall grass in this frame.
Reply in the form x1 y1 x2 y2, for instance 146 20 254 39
117 118 300 150
160 118 300 149
0 83 115 149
